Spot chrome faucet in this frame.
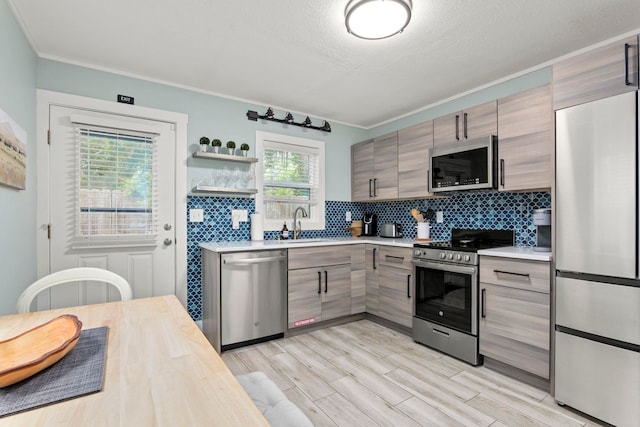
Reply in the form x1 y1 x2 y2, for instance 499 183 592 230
292 207 308 239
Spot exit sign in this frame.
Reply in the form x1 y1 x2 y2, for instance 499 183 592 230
117 94 134 105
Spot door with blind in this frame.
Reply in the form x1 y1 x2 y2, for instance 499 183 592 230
43 105 176 309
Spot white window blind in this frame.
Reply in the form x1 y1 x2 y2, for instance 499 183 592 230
74 124 158 242
263 143 319 219
256 132 325 231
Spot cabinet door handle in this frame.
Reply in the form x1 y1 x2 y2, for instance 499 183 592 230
624 43 632 86
368 179 373 198
481 288 486 318
373 248 377 270
493 269 530 278
324 270 328 293
455 115 460 140
463 112 468 139
318 271 322 294
373 178 378 197
407 274 411 298
500 158 505 187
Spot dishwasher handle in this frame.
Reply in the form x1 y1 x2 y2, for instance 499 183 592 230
223 255 286 265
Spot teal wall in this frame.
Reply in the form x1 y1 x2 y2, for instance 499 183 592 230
37 59 368 202
0 2 38 315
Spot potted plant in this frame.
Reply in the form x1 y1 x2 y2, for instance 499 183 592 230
199 136 210 152
240 143 250 157
211 138 222 154
226 140 236 155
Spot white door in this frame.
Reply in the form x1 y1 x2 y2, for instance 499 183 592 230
42 105 176 309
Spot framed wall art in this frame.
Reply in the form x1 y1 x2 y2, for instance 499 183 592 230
0 108 26 190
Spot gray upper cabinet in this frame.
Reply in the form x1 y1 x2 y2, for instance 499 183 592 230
553 35 639 110
433 100 497 147
351 132 398 201
351 139 374 202
373 132 399 200
397 120 434 199
497 84 553 191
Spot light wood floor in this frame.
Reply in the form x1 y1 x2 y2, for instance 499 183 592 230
222 320 607 427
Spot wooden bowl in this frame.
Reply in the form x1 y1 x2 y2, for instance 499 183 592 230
0 314 82 388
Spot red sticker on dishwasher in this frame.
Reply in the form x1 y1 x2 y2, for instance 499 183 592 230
293 318 316 327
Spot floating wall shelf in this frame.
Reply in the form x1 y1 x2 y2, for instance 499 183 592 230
192 151 258 163
191 186 258 197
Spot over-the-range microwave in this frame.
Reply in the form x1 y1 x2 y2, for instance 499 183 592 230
429 135 498 193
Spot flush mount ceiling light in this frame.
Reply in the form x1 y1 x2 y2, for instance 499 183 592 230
345 0 412 40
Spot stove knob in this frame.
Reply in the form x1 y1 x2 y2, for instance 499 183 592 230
456 254 462 261
464 255 471 262
440 252 446 259
414 249 421 257
448 253 453 260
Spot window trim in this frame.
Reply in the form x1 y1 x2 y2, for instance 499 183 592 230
255 131 325 232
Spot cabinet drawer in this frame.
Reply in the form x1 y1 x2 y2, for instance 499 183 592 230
480 256 550 293
288 245 351 270
378 246 413 270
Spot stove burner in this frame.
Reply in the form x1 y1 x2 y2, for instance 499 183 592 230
415 228 513 252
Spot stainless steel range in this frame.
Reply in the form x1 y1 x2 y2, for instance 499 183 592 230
412 229 513 365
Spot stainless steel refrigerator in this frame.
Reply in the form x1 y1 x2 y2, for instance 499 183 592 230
555 90 640 427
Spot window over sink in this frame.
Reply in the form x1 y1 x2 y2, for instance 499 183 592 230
255 131 325 231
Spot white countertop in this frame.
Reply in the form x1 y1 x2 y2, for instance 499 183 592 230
477 246 552 261
199 236 419 253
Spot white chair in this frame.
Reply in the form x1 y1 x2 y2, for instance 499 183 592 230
16 267 133 314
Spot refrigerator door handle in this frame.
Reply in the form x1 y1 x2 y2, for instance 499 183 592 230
624 43 632 86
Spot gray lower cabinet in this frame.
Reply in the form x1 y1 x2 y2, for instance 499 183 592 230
479 256 551 379
288 246 352 328
377 246 413 328
365 244 379 315
350 244 366 315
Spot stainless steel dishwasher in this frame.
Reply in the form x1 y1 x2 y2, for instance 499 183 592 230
220 249 287 350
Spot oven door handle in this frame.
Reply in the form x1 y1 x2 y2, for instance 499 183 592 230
413 260 477 276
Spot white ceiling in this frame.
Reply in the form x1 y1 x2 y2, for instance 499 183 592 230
8 0 640 128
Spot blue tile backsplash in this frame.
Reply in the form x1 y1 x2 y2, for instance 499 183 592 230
186 190 550 320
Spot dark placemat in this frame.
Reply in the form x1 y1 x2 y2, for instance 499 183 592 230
0 326 108 418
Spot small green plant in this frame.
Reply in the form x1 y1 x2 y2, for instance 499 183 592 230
199 136 210 145
240 143 250 151
226 141 236 149
211 139 222 147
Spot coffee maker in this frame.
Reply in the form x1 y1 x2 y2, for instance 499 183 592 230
533 208 551 251
363 213 378 236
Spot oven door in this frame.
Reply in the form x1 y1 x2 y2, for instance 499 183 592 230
413 259 478 335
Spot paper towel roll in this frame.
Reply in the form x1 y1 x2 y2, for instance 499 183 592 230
250 213 264 241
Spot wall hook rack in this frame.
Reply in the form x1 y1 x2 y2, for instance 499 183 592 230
246 107 331 133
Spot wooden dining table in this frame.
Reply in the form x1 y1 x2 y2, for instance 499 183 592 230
0 295 269 426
